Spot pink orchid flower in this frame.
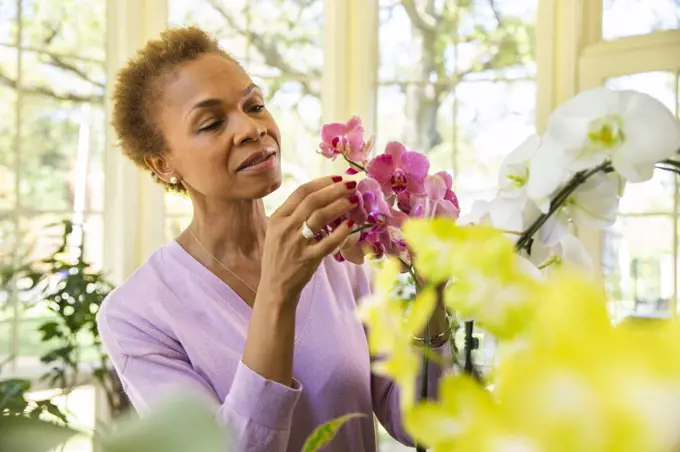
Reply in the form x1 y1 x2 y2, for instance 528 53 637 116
318 116 374 166
348 178 392 225
366 142 430 196
398 171 460 219
423 171 460 219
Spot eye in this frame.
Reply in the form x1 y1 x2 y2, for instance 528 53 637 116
198 121 224 133
250 104 266 113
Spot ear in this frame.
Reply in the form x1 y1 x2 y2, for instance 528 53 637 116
145 153 176 184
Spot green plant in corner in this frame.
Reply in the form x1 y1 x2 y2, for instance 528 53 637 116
1 220 130 420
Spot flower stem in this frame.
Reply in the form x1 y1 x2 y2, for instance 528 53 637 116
515 160 613 252
350 224 373 235
343 154 367 172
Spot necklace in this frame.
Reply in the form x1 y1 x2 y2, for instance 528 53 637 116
189 229 258 294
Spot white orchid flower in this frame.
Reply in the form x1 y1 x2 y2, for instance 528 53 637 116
498 134 541 199
536 172 619 247
527 233 593 274
547 87 680 182
526 133 572 212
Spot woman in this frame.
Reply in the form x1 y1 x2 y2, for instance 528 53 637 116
98 26 450 452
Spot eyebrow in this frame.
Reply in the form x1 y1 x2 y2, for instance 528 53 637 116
187 83 261 118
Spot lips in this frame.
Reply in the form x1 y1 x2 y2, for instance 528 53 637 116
237 148 276 171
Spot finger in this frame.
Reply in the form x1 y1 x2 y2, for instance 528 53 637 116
305 193 359 232
291 180 357 226
306 220 354 259
275 175 344 217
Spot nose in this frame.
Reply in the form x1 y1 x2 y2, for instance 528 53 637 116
233 113 266 145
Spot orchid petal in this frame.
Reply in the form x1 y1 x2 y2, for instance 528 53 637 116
435 171 453 189
489 196 527 232
366 154 395 188
321 123 348 144
538 212 569 247
346 115 363 130
425 175 447 201
457 199 491 226
613 92 680 182
570 173 619 229
400 151 430 181
526 135 570 212
558 234 593 272
384 142 406 163
406 179 426 196
547 87 616 151
346 128 366 156
444 189 459 210
434 200 460 220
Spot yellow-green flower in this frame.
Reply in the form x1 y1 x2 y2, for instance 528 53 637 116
357 259 438 410
404 218 539 339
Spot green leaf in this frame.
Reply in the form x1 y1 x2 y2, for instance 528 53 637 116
99 395 228 452
0 416 80 452
302 413 366 452
0 379 31 399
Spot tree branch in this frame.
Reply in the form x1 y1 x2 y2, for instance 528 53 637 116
206 0 321 97
44 54 105 89
401 0 438 32
0 69 103 104
488 0 504 26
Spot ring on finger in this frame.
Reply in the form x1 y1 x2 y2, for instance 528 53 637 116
301 221 316 240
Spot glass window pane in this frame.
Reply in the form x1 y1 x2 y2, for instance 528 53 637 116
606 71 677 115
0 1 16 45
168 0 249 60
0 319 10 362
17 214 69 265
603 216 675 320
455 79 536 211
0 213 15 268
456 0 537 80
82 214 103 271
247 0 324 77
27 385 96 450
0 83 16 210
603 0 680 41
20 0 106 61
165 192 194 216
378 2 433 82
619 169 676 214
260 79 322 214
21 50 106 101
19 95 103 212
15 214 102 368
0 216 15 328
165 215 191 241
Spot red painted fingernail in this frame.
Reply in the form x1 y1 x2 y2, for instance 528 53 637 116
331 176 343 183
348 194 359 204
347 220 355 228
345 181 357 189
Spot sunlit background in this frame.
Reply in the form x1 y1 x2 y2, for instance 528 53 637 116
0 0 679 450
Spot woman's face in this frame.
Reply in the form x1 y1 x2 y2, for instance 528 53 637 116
153 52 282 200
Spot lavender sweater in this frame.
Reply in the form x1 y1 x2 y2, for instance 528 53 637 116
98 240 444 451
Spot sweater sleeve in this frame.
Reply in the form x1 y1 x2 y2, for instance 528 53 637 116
350 262 449 447
98 302 302 452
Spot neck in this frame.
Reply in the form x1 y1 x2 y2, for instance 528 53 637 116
188 196 267 262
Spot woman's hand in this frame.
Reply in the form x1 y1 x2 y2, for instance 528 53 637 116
258 176 358 305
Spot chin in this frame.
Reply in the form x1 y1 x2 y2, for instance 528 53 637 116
250 170 283 199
